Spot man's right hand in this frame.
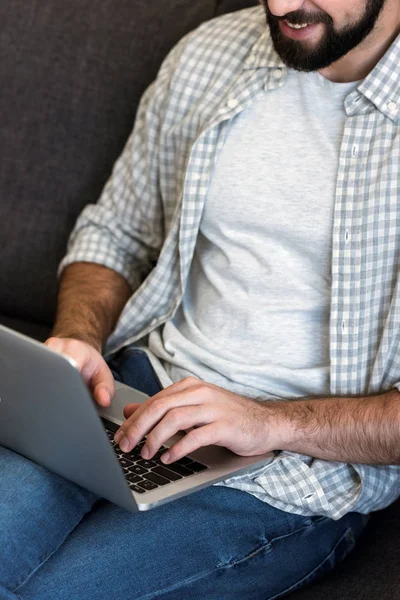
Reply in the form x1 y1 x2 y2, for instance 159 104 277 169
44 337 115 407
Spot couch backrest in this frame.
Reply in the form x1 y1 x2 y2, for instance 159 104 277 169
216 0 258 15
0 0 219 326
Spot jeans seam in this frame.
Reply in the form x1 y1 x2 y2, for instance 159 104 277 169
11 502 96 595
12 543 72 594
12 548 56 594
132 519 320 600
227 518 316 568
264 527 354 600
129 539 271 600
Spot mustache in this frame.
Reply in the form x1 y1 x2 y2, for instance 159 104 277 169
267 8 333 27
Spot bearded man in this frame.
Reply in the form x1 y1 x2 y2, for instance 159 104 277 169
1 0 400 598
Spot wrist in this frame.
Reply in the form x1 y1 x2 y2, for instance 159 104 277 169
49 328 103 353
262 400 296 451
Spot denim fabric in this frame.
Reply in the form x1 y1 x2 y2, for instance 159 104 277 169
107 346 163 396
0 347 369 600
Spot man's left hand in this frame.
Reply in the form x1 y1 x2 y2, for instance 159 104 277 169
113 377 281 464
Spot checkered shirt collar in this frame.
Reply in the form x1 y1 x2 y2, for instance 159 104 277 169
246 25 400 123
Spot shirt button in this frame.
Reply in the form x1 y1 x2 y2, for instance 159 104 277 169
227 98 239 109
273 68 284 79
386 101 398 114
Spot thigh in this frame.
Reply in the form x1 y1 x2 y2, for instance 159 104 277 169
17 485 368 600
0 445 97 593
107 346 163 396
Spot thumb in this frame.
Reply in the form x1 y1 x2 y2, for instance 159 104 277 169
88 362 115 407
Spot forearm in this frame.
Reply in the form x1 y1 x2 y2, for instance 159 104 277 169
51 262 132 351
271 389 400 465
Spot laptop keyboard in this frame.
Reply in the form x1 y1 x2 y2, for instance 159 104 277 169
104 426 209 494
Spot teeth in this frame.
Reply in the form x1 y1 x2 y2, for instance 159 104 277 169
286 21 309 29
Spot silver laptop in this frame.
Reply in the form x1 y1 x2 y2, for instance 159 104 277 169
0 324 274 511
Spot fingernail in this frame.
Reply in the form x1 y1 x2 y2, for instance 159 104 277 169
161 451 170 464
119 436 129 452
141 446 150 459
114 430 123 444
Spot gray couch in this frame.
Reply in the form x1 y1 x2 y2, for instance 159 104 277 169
0 1 398 597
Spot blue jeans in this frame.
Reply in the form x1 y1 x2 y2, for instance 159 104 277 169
0 347 369 600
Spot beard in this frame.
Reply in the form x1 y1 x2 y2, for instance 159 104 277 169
262 0 386 71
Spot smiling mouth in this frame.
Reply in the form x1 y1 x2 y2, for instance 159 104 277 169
285 21 310 29
278 19 322 40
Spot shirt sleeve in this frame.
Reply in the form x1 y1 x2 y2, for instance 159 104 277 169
58 38 188 291
216 451 400 520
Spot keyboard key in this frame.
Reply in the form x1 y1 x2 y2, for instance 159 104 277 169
152 466 182 481
143 472 170 486
123 451 142 461
187 461 208 473
165 463 194 477
130 465 148 475
119 458 135 469
126 473 143 483
129 483 146 493
176 457 193 466
137 480 158 491
137 459 157 469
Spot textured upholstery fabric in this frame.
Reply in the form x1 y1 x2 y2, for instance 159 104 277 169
0 0 216 325
216 0 258 15
0 314 51 342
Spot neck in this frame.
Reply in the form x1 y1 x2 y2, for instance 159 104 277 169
319 0 400 83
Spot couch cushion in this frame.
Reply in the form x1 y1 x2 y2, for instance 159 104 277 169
0 0 216 326
0 314 51 342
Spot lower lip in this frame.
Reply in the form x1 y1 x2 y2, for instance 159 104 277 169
279 20 319 40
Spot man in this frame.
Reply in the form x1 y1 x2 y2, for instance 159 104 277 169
1 0 400 598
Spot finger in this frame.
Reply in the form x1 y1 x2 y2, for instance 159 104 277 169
161 423 223 464
93 382 113 407
118 377 205 428
141 405 212 459
88 363 115 407
123 403 141 419
137 376 202 407
46 338 115 407
114 388 208 451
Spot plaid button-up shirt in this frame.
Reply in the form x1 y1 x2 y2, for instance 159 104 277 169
60 7 400 519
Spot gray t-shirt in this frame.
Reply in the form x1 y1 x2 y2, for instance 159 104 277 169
148 69 358 399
